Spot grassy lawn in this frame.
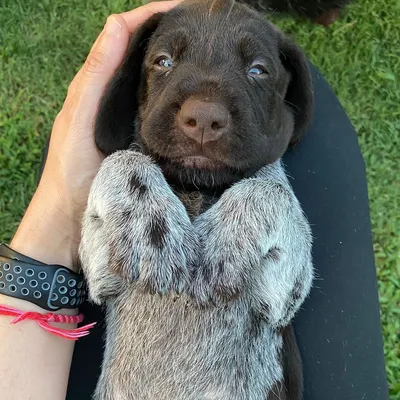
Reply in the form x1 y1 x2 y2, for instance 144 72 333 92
0 0 398 397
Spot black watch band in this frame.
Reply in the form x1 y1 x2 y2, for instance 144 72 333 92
0 244 86 311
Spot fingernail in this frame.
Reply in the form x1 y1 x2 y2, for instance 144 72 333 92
105 16 122 36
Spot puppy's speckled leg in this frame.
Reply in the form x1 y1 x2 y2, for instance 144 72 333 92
192 160 313 326
79 150 198 304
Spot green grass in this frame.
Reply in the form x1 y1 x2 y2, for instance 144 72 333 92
0 0 399 396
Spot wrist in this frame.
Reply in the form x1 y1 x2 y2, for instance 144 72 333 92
0 294 78 317
11 182 81 271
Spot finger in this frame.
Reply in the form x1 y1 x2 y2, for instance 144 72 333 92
81 14 129 84
120 0 183 33
63 14 130 127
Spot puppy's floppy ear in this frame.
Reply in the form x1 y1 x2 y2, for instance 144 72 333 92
279 37 314 145
95 13 164 155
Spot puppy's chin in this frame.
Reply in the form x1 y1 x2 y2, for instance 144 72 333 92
180 156 225 170
152 154 248 188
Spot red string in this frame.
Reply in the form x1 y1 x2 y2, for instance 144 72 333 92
0 304 96 340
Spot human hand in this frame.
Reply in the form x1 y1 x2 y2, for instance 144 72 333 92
10 1 181 272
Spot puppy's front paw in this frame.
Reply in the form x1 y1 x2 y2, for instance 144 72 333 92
80 150 198 301
190 179 283 306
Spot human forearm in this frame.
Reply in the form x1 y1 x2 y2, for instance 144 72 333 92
0 295 76 400
0 184 80 399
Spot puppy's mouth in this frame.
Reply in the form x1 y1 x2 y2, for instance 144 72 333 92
143 143 228 171
155 153 228 172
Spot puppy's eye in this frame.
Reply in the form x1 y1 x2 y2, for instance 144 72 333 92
155 56 174 69
248 65 267 76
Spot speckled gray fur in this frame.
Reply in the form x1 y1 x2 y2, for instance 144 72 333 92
79 150 313 399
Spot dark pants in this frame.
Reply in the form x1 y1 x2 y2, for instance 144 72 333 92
62 65 389 400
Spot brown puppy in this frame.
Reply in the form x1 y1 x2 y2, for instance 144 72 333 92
80 1 314 399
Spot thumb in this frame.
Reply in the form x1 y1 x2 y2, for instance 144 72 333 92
63 14 130 127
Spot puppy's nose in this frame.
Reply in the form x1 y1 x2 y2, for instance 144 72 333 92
178 98 229 144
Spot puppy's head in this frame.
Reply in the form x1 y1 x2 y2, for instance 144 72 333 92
95 0 313 187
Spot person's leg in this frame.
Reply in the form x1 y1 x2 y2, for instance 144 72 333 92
284 65 389 399
66 302 104 399
63 64 388 399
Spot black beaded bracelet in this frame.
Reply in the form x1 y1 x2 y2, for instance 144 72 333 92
0 244 86 311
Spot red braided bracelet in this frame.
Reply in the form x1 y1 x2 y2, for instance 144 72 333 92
0 304 96 340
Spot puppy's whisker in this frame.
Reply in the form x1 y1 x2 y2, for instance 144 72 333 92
271 386 281 399
138 37 151 49
284 99 301 113
129 142 142 152
191 175 200 190
141 135 150 149
208 0 218 17
265 8 278 18
225 0 235 21
279 49 287 59
179 171 186 191
124 129 136 142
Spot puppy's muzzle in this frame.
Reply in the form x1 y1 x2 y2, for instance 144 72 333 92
177 97 230 144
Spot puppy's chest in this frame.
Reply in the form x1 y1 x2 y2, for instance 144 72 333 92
172 187 222 220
